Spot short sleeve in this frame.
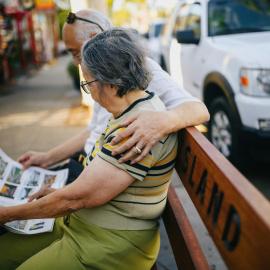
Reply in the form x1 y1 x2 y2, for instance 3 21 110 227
97 130 160 181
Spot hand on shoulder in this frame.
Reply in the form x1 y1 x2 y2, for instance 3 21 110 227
111 110 168 164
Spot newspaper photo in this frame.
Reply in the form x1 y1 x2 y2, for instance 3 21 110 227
0 148 68 234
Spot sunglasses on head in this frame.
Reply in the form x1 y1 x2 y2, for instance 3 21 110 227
66 12 104 32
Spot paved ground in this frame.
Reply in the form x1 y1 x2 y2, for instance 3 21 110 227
0 54 227 269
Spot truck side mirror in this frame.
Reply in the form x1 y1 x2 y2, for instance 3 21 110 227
176 30 200 45
142 32 149 39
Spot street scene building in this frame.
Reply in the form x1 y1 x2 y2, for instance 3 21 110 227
0 0 69 88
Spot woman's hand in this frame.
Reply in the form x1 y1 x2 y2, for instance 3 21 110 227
28 186 56 202
17 151 51 170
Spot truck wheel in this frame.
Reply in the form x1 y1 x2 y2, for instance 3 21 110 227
209 97 238 162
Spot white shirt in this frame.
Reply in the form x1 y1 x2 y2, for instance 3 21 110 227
84 58 201 153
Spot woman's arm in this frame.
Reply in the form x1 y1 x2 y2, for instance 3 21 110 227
0 156 135 225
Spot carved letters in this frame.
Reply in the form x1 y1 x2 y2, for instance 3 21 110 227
182 145 241 251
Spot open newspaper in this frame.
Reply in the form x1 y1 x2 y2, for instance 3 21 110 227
0 148 68 234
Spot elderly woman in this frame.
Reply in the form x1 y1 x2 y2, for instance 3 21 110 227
0 28 177 270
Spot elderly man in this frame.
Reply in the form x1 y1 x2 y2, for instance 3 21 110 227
18 9 209 182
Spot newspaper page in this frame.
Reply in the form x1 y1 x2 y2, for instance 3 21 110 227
0 148 68 234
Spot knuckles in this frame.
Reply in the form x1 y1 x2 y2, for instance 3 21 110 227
141 152 148 157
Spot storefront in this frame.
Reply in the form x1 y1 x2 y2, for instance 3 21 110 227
0 0 64 87
0 1 17 85
35 0 59 64
0 0 38 85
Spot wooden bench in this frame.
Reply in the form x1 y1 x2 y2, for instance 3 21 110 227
151 127 270 270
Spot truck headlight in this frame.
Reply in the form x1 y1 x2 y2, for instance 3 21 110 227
240 68 270 96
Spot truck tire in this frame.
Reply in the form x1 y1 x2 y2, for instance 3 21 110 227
208 97 239 163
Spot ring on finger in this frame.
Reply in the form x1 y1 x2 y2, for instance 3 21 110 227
135 146 142 154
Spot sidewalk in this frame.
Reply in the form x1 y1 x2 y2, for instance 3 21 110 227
0 55 89 159
0 55 225 270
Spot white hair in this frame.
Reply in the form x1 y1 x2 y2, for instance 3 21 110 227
74 9 113 42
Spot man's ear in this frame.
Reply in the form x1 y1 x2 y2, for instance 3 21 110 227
90 32 98 38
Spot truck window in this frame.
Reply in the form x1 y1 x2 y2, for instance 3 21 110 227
208 0 270 36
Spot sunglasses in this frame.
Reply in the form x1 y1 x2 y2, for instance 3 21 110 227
80 79 98 94
66 12 104 32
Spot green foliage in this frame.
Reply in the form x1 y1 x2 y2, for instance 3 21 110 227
108 0 147 26
107 0 146 12
108 0 146 6
67 61 80 90
107 0 114 10
58 9 71 40
125 0 146 3
112 8 131 26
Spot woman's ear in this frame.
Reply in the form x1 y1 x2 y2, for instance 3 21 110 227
110 85 118 96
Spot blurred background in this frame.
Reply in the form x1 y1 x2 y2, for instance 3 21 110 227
0 0 177 88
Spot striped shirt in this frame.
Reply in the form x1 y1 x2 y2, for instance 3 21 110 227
75 92 178 230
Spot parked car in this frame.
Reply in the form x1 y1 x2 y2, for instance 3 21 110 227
143 18 166 65
160 0 270 163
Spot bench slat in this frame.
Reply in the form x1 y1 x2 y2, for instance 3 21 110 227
175 127 270 269
162 184 210 270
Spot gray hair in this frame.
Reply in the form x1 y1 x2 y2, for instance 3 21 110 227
81 28 151 98
74 9 113 42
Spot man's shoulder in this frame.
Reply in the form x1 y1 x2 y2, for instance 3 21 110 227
145 57 163 72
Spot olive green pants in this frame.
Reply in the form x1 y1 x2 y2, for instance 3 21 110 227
0 214 160 270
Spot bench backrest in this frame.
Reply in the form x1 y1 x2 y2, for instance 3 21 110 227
166 127 270 269
162 184 210 270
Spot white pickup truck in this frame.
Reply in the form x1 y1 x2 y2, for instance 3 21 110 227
160 0 270 163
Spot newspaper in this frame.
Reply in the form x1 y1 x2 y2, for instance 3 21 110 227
0 148 68 234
